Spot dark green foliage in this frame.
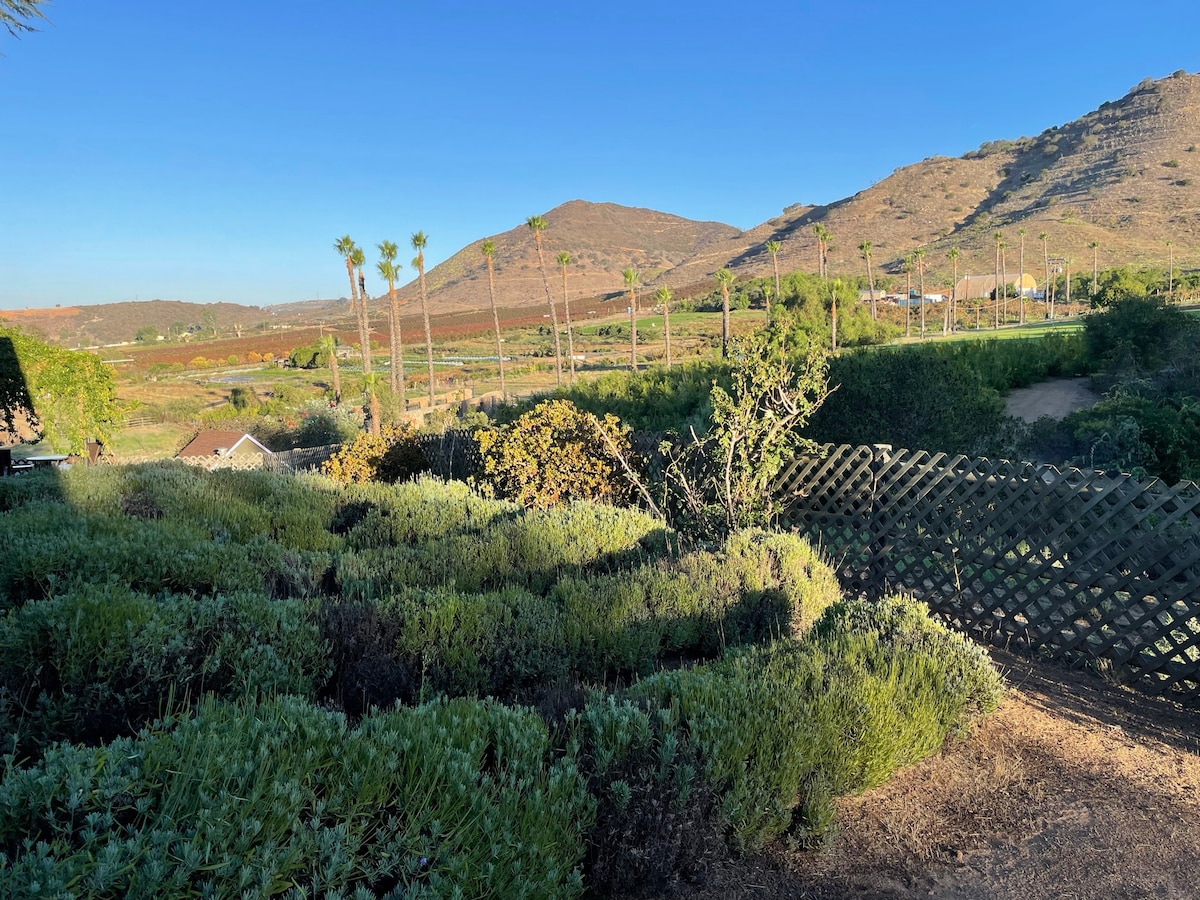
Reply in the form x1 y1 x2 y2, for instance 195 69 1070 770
499 361 727 435
1083 295 1198 371
0 696 592 899
1035 391 1200 483
287 340 330 369
1024 299 1200 483
807 335 1087 455
228 385 258 411
808 345 1008 454
572 697 724 896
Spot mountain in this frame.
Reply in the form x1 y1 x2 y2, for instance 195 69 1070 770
11 71 1200 345
402 72 1200 307
391 200 740 311
661 70 1200 289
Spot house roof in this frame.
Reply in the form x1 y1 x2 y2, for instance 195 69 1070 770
177 430 273 459
954 273 1038 297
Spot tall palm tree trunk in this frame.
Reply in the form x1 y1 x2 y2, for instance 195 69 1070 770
1018 232 1027 325
354 258 372 374
418 265 434 404
483 248 506 403
865 253 876 320
917 253 926 339
1001 246 1008 325
993 242 1001 329
559 256 576 382
532 234 563 385
388 290 405 407
629 287 638 371
663 303 672 369
722 285 731 356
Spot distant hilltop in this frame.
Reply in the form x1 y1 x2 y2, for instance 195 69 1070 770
8 70 1200 346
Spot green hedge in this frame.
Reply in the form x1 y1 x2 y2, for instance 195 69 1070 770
0 696 592 899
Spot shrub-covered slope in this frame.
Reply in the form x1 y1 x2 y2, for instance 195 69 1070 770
0 464 1002 897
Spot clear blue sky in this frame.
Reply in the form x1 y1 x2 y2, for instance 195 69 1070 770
3 0 1199 310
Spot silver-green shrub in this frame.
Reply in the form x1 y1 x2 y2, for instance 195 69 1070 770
625 596 1003 851
0 695 593 898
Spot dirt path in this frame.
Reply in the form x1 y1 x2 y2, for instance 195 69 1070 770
682 651 1200 899
1006 378 1098 423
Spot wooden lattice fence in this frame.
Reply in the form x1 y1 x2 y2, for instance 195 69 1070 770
266 443 341 474
774 444 1200 702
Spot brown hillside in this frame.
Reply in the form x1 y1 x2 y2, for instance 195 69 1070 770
0 299 342 349
660 70 1200 293
391 200 739 311
12 72 1200 344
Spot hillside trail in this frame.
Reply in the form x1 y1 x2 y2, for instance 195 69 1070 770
686 649 1200 899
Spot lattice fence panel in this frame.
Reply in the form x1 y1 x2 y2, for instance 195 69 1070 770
775 445 1200 701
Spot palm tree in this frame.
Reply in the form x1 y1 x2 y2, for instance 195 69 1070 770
623 267 640 371
993 231 1003 329
914 247 927 338
1039 231 1051 319
655 286 674 369
527 215 563 385
859 240 877 320
902 255 913 338
765 240 782 322
715 268 735 358
376 241 404 399
556 250 577 382
350 246 373 373
999 238 1008 325
1018 228 1027 325
1 0 48 38
813 224 831 278
334 236 368 370
411 231 435 405
1090 240 1100 302
947 247 960 333
481 239 506 403
320 331 341 405
1168 240 1175 296
362 372 381 436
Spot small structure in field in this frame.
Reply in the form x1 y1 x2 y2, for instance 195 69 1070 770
176 430 273 470
955 273 1039 299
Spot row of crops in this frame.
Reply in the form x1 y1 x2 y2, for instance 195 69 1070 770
0 464 1002 897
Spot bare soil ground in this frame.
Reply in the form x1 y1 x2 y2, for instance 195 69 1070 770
1006 377 1099 423
679 651 1200 899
